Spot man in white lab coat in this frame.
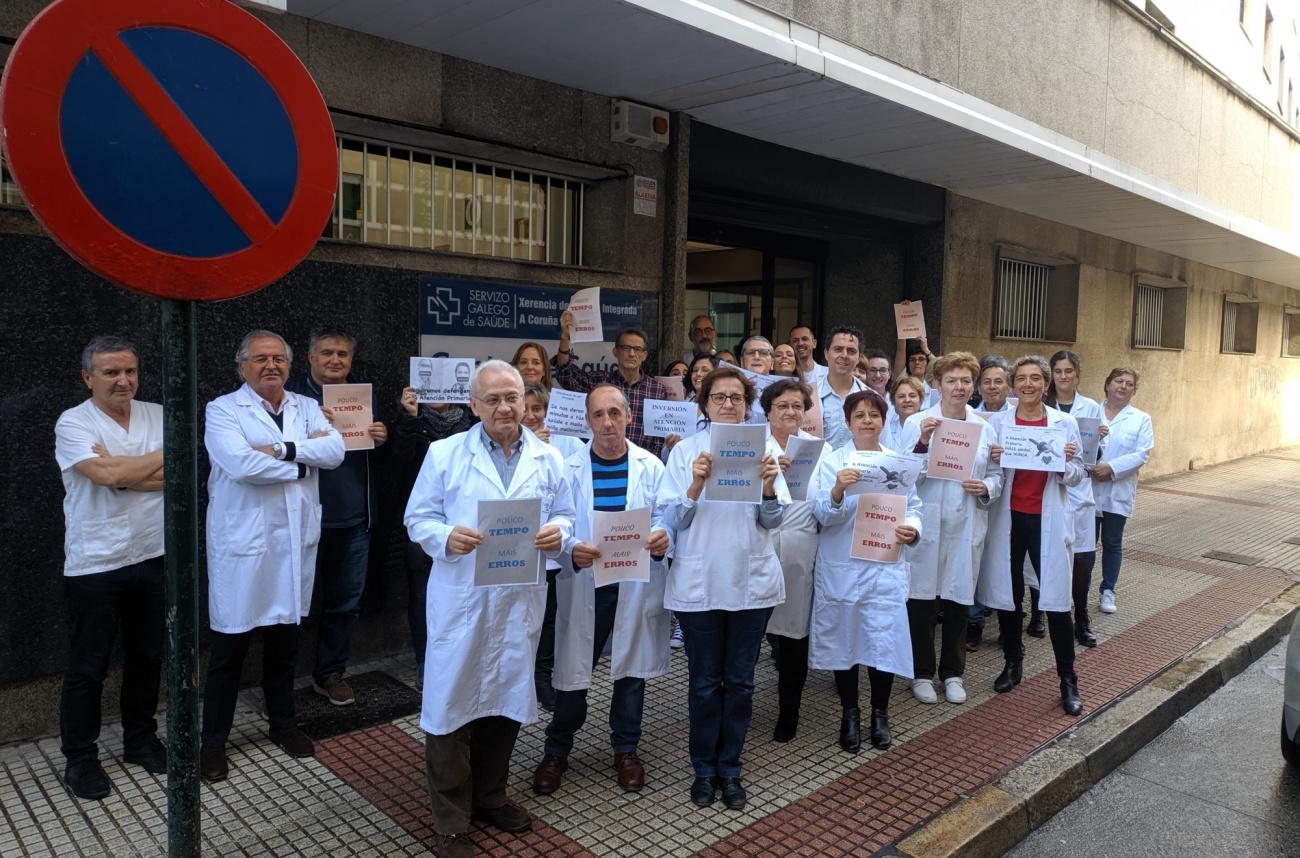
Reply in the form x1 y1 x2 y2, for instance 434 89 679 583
531 385 671 797
404 360 576 858
199 331 345 783
54 336 167 800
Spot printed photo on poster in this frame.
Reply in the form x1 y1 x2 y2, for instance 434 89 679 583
591 507 652 587
782 436 826 501
322 383 374 451
704 423 765 504
410 357 474 404
926 418 980 481
844 449 923 496
999 423 1067 472
474 497 542 587
850 492 908 563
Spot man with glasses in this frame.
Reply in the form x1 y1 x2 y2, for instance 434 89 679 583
405 360 576 858
683 314 717 364
788 324 828 385
817 326 868 450
554 316 672 458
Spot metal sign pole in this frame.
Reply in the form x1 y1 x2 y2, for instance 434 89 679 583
162 298 200 857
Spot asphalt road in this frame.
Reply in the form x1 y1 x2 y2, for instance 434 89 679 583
1009 634 1299 858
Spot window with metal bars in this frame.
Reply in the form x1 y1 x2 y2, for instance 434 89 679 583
1131 280 1187 350
993 252 1079 342
326 136 584 266
1221 296 1259 354
1284 310 1300 357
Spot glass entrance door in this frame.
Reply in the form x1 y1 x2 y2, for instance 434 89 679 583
685 241 820 355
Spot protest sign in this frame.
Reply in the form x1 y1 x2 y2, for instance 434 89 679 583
644 399 699 438
783 436 826 501
655 375 686 401
322 383 374 451
410 356 474 404
926 418 981 481
566 287 603 343
591 507 652 587
999 423 1067 472
894 301 926 339
704 423 765 503
544 388 591 438
474 497 542 586
844 449 922 496
1076 417 1102 466
850 492 908 563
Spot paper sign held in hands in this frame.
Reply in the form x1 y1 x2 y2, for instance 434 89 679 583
704 423 765 504
591 507 652 587
783 436 826 501
927 418 981 482
850 492 908 563
323 383 374 451
1076 417 1102 466
544 389 592 438
410 357 474 404
474 497 542 586
644 399 699 438
894 301 926 340
844 449 923 496
999 423 1067 472
566 287 603 343
801 394 824 438
655 375 686 401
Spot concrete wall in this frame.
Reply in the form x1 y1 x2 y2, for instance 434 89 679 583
751 0 1300 236
942 194 1300 478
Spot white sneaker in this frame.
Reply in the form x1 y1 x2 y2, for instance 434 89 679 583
943 677 967 704
911 678 938 704
1099 590 1117 614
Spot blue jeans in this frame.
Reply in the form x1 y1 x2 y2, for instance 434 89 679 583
1096 512 1128 594
313 522 370 683
676 607 773 779
544 584 644 758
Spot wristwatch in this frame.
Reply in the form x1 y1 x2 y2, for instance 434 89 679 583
272 441 285 459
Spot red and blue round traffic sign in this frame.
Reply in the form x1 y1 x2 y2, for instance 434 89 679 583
0 0 337 300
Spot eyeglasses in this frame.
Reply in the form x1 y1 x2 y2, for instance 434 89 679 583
615 344 647 354
474 393 522 408
742 348 773 357
708 393 747 406
693 327 715 336
248 355 288 366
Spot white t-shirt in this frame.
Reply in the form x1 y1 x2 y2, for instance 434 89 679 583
801 362 830 386
54 399 165 576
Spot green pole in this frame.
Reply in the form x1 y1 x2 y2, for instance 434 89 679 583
162 299 200 857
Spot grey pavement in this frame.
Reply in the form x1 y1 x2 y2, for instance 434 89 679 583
1009 634 1300 858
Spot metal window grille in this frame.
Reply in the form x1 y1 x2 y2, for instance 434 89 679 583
1222 300 1239 352
996 258 1050 340
1133 284 1165 348
330 135 584 266
1285 311 1300 357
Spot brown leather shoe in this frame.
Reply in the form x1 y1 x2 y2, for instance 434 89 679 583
531 754 567 795
613 752 645 791
470 799 531 833
433 832 474 858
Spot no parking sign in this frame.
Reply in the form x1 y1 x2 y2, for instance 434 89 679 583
0 0 336 299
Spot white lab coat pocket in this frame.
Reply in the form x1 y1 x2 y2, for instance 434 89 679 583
816 558 863 605
666 555 707 604
746 552 783 603
221 509 265 557
427 585 469 646
75 515 129 565
302 503 322 548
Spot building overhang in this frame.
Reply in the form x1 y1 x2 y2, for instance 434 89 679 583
289 0 1300 288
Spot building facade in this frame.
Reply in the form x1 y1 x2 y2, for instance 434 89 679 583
2 0 1298 738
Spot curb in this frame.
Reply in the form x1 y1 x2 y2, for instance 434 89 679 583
890 582 1300 858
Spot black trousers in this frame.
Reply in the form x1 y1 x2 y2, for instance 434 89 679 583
60 557 165 762
773 634 809 718
998 511 1075 676
906 597 969 681
1073 550 1096 625
833 665 894 711
425 716 521 834
201 623 300 748
534 567 559 687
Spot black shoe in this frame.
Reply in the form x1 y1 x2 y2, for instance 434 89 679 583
1060 674 1083 716
123 737 167 774
268 727 315 758
773 712 798 743
994 659 1023 693
838 707 861 753
64 758 111 800
471 800 532 833
690 776 718 807
200 746 228 782
1075 618 1098 648
869 708 892 750
536 680 556 712
965 622 983 652
720 777 746 810
1026 612 1046 638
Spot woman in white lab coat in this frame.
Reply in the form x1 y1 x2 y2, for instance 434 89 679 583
812 388 922 753
977 356 1086 716
1045 350 1104 646
761 378 830 742
899 352 1002 707
1091 368 1154 617
660 365 786 811
881 375 924 451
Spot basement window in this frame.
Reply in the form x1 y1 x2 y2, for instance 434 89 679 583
1221 295 1260 355
993 252 1079 343
1131 278 1187 350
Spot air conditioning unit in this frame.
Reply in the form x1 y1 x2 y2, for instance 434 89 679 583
611 99 670 151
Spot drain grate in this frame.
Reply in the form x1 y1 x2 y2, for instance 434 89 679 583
295 670 421 741
1201 550 1262 566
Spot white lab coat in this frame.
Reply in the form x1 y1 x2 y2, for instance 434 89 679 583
204 384 345 635
1057 395 1102 552
900 405 1004 604
766 430 830 639
809 444 923 678
404 425 577 735
975 409 1085 614
553 440 671 691
659 427 790 612
1093 403 1154 519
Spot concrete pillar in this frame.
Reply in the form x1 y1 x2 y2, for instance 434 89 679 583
659 112 691 363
